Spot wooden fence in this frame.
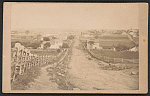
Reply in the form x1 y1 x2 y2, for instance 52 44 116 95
11 43 67 82
88 50 139 64
81 42 139 64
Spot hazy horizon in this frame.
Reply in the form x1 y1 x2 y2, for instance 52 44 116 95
11 3 139 35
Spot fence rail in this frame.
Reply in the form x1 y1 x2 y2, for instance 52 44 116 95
82 42 139 64
11 43 68 82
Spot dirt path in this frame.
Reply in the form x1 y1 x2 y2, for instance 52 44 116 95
27 64 58 90
68 37 138 90
27 36 138 90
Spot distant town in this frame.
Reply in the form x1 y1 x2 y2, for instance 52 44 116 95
11 29 139 53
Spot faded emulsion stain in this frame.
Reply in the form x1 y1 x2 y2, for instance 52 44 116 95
143 39 146 42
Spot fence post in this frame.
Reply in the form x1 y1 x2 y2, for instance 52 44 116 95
29 62 31 69
122 58 123 63
114 58 115 63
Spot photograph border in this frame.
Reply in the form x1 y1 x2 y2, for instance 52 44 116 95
1 1 149 95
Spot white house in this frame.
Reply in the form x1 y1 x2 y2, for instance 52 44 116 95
87 39 102 50
49 44 61 49
129 46 138 52
40 41 51 49
128 29 139 38
87 43 92 49
92 42 103 49
49 41 63 49
15 43 21 48
121 32 127 35
40 41 46 49
15 43 22 51
129 32 138 37
40 38 64 50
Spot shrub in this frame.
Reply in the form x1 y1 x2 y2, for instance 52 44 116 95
43 37 50 41
43 42 51 49
88 41 94 45
67 35 74 40
11 66 41 90
28 42 41 49
62 43 69 48
57 49 61 53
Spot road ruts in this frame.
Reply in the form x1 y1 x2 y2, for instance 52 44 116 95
67 36 139 90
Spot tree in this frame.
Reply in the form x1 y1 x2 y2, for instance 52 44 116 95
11 41 21 48
43 42 51 49
62 43 69 48
67 35 74 40
25 30 30 35
94 35 99 39
43 37 50 41
88 41 94 45
52 36 57 39
28 42 41 49
37 34 42 41
57 49 61 53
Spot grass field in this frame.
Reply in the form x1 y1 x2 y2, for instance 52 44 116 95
91 49 139 59
99 34 129 40
30 49 60 56
98 34 136 48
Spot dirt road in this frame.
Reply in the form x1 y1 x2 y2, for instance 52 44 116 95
27 64 58 90
68 37 138 90
27 36 138 90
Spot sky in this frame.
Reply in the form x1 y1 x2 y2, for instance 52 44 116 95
11 3 139 32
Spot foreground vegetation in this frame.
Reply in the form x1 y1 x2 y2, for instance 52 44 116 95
11 66 41 90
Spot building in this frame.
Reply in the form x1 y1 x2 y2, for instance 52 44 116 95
49 44 61 49
40 39 63 50
129 46 138 52
121 32 127 35
87 39 116 51
92 42 102 49
128 29 139 38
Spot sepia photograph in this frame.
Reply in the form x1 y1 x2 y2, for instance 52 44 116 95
3 2 148 93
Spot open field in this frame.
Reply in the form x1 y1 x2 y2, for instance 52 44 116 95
99 34 129 39
29 49 59 56
98 34 136 48
91 49 139 59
